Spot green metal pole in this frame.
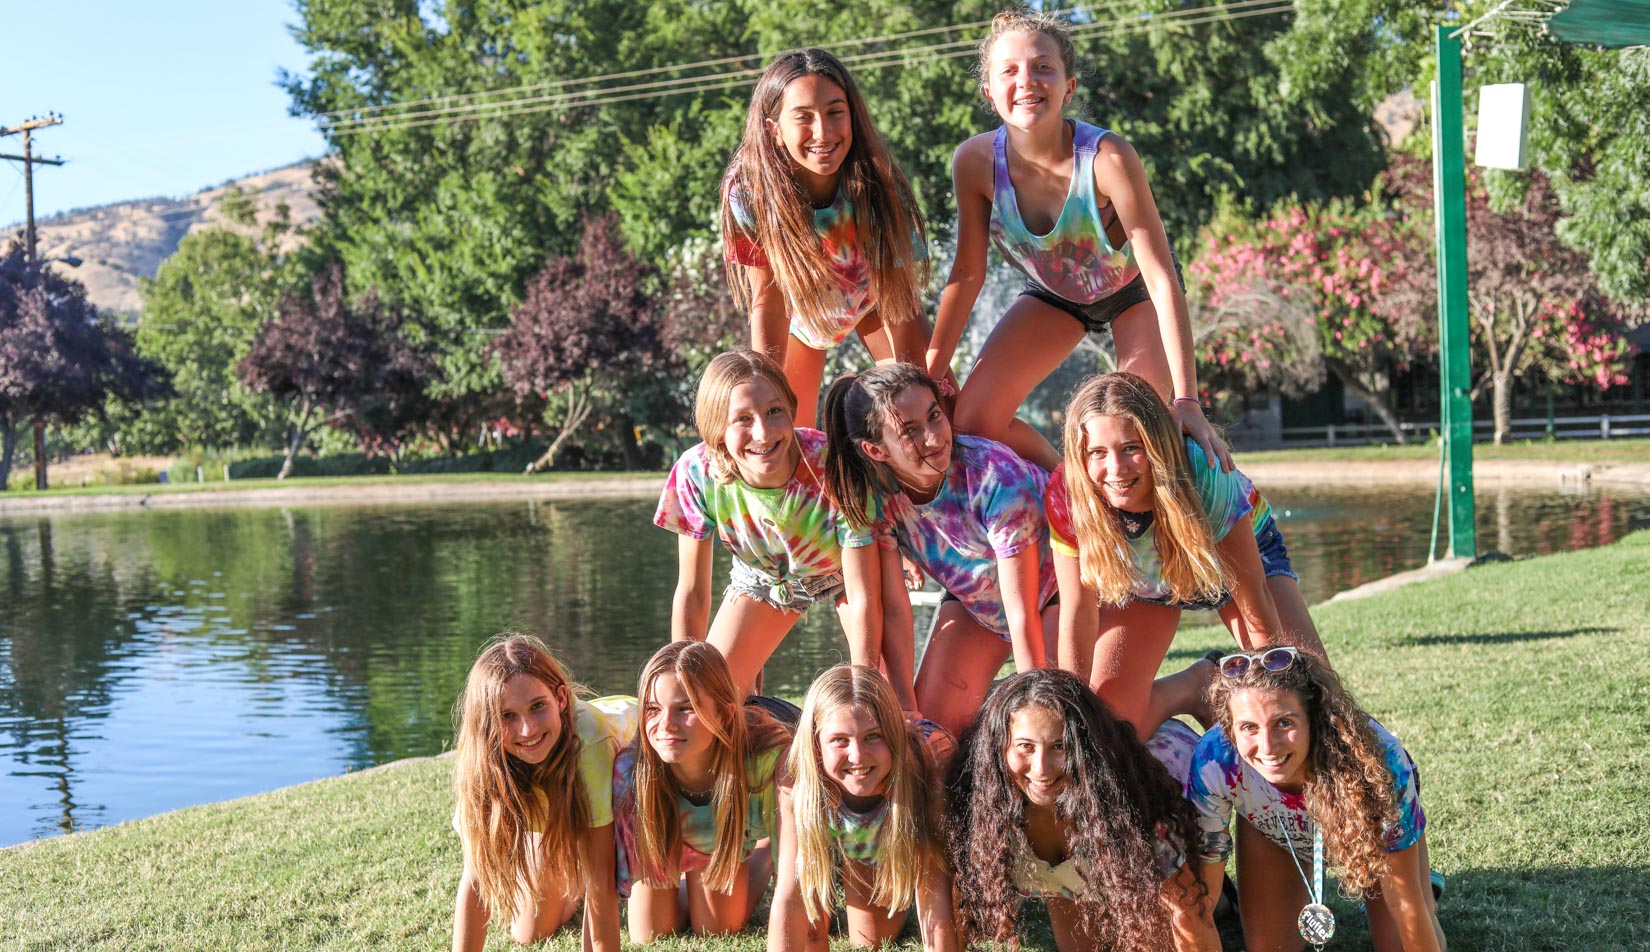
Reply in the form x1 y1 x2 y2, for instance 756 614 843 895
1432 26 1477 560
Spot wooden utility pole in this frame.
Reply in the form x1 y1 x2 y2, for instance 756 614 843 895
1 113 67 491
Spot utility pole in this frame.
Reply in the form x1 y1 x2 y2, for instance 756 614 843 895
1 113 67 491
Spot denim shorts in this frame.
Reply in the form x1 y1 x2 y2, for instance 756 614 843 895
727 559 845 614
1253 514 1299 581
1020 253 1186 334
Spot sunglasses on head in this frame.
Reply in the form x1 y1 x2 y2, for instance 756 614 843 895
1218 646 1300 679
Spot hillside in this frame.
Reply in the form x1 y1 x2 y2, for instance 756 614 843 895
3 161 323 316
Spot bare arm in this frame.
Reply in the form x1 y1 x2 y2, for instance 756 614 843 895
1214 513 1282 651
838 542 884 672
767 787 828 952
1052 549 1099 680
873 544 919 710
452 863 489 952
925 138 995 380
998 547 1047 672
745 263 791 364
581 824 622 952
1097 136 1232 471
915 855 961 952
672 535 715 642
1379 841 1446 952
1188 861 1228 946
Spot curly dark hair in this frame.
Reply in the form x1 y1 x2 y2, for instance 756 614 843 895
1208 651 1399 898
947 669 1201 949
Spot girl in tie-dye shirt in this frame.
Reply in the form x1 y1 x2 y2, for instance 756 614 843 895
657 351 899 699
770 665 957 952
822 362 1057 738
1191 648 1446 951
615 642 793 942
719 48 932 429
1048 373 1326 737
925 11 1226 474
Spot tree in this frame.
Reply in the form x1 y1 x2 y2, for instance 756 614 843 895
1375 156 1637 443
0 245 171 490
237 263 436 478
1188 195 1430 441
493 214 681 472
126 198 296 453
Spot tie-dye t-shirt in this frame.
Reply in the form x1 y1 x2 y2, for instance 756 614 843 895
656 428 874 586
989 120 1140 306
1186 718 1426 865
611 745 783 897
873 435 1056 638
828 798 890 866
1010 720 1197 900
727 185 928 350
1045 439 1256 604
450 695 638 838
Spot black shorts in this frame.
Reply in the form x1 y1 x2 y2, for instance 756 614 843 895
1019 254 1186 334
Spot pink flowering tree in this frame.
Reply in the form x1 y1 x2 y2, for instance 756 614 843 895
1375 155 1637 443
1188 196 1431 442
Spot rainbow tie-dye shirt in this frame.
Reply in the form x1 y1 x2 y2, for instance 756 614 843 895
727 186 926 350
656 428 874 585
989 119 1140 306
1186 718 1427 865
873 435 1055 638
1045 439 1257 606
610 746 782 896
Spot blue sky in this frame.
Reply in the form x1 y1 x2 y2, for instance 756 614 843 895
0 1 326 225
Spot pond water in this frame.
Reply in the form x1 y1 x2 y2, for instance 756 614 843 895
3 482 1647 846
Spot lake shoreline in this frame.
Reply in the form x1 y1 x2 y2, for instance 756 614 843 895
4 457 1649 516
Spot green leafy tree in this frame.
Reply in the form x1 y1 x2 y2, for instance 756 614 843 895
126 195 296 453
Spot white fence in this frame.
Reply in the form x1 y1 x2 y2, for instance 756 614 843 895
1267 412 1650 447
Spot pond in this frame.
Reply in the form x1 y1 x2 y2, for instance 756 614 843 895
3 481 1647 846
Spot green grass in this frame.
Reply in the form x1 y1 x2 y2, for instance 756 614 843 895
0 469 665 499
1232 436 1650 465
3 532 1648 951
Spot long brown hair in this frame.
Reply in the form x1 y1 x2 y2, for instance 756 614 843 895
788 665 946 920
948 669 1200 949
1060 372 1228 606
1209 651 1399 897
693 349 799 484
629 641 792 894
719 48 927 342
452 634 590 921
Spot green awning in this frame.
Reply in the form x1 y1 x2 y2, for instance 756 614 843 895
1546 0 1650 47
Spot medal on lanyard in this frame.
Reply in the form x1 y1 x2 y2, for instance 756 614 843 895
1281 819 1335 948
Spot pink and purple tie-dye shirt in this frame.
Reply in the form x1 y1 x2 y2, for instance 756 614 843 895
1045 438 1256 603
989 120 1139 306
656 427 874 584
873 435 1055 638
727 187 926 350
1186 718 1426 865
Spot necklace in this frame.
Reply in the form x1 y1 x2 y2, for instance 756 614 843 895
1278 817 1335 949
1114 508 1154 539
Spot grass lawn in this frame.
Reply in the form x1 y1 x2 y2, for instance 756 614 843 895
0 468 665 499
3 532 1647 951
1232 436 1650 465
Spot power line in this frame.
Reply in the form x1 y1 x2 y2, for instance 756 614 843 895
324 2 1294 136
311 0 1147 125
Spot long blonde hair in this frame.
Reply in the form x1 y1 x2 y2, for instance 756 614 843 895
788 665 946 920
719 48 928 341
452 634 590 920
693 349 799 484
1209 652 1399 898
1060 373 1227 606
629 641 792 894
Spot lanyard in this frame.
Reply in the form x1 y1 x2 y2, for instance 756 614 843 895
1279 815 1336 948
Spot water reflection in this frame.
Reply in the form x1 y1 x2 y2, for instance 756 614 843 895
1 484 1646 846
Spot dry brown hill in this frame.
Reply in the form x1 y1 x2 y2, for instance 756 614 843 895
3 161 322 316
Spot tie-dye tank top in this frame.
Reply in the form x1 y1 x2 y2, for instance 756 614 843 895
988 120 1140 306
